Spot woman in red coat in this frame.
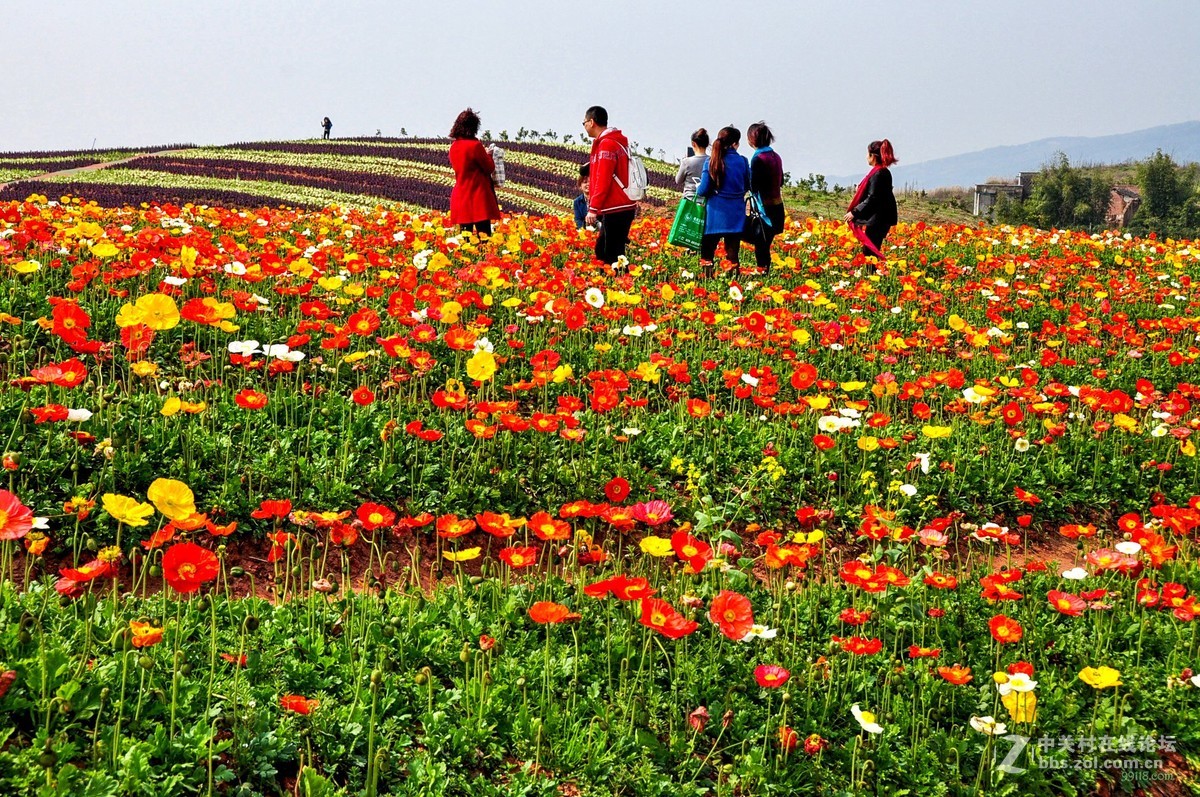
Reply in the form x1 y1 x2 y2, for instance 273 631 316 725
448 108 501 236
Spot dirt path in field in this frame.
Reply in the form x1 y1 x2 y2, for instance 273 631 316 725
0 150 191 191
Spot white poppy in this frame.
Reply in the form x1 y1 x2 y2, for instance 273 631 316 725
228 340 260 356
970 716 1008 736
1062 567 1088 580
66 408 93 423
1115 541 1142 555
851 704 883 734
585 288 605 308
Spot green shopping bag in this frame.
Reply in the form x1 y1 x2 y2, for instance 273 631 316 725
668 196 706 251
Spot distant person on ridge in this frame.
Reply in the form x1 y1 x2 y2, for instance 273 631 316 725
448 108 501 237
695 126 749 279
582 105 638 268
747 121 785 275
675 128 709 199
574 164 590 230
844 139 898 274
322 117 332 140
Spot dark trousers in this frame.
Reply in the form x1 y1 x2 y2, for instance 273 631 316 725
462 220 492 236
753 203 787 270
700 232 742 263
595 209 636 264
322 130 331 140
862 224 889 257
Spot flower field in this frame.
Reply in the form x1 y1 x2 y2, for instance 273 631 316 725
1 191 1200 796
0 139 678 214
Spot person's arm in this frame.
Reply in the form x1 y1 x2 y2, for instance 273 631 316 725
852 172 880 220
675 160 688 187
476 141 496 175
588 143 617 213
695 158 713 198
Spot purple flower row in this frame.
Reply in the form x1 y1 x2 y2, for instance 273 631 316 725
0 143 192 160
222 139 675 194
0 180 298 211
114 157 553 215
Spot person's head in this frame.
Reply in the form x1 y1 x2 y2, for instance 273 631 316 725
578 163 590 191
691 127 710 153
582 106 608 139
868 139 897 167
707 126 741 185
450 108 482 140
747 122 774 149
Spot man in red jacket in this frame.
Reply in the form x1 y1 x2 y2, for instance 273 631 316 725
582 106 638 266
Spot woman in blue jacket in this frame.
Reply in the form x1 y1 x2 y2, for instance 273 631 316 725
695 126 749 278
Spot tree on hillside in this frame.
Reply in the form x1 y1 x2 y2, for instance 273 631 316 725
1024 153 1112 229
1129 150 1199 237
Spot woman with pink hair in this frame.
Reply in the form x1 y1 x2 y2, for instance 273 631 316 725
844 139 898 271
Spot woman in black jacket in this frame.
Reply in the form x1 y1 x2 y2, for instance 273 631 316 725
843 139 898 270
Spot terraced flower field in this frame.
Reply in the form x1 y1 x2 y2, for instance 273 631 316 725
2 164 1200 796
0 138 679 213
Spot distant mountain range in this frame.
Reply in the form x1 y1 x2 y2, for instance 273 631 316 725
826 121 1200 190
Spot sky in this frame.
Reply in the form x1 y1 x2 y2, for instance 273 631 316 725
4 0 1199 177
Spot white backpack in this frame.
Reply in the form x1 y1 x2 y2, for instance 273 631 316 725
614 142 648 202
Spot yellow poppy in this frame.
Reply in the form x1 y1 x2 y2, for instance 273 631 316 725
639 536 674 557
466 350 497 382
133 294 180 331
1078 666 1122 689
102 494 155 527
922 425 953 439
443 547 481 562
147 478 197 521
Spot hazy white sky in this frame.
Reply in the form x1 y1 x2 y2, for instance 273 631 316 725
4 0 1198 176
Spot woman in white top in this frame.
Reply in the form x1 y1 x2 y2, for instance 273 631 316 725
675 128 710 199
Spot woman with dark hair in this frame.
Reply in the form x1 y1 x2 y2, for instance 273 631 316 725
448 108 501 236
675 128 710 199
746 122 784 275
695 126 749 278
844 139 898 271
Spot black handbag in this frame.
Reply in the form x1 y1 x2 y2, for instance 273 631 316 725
746 194 771 245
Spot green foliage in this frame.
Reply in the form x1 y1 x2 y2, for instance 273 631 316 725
1024 153 1113 230
1130 150 1200 239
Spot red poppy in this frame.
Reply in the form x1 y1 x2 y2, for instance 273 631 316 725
529 601 578 624
161 542 220 594
836 635 883 655
251 499 292 520
220 653 248 667
584 574 656 601
280 695 318 714
329 522 358 546
206 519 238 537
708 590 754 641
937 665 973 685
357 502 396 531
908 645 941 658
234 389 268 410
499 546 539 569
528 511 570 541
1047 589 1086 617
351 385 375 406
639 598 698 639
686 398 711 418
435 514 476 538
632 500 673 526
604 477 630 503
1013 486 1042 505
0 490 34 541
754 664 790 688
988 614 1023 644
812 434 836 451
670 530 713 571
